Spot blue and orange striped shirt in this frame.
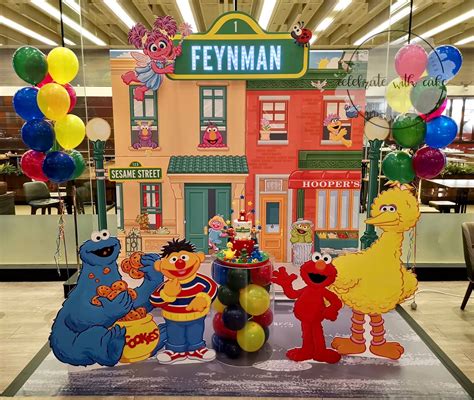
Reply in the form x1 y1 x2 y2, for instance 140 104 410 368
150 273 218 322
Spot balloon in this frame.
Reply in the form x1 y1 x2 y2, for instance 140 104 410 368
36 73 53 88
395 44 428 82
222 305 248 331
212 263 229 285
213 313 237 339
250 263 273 286
425 116 458 148
237 321 265 353
13 87 44 121
54 114 85 150
392 113 426 148
63 84 77 113
217 285 240 306
263 326 270 343
42 151 75 183
239 284 270 316
227 269 249 290
412 147 446 179
252 308 273 327
386 78 413 113
420 98 447 121
37 83 70 121
69 150 86 180
12 46 48 85
224 340 242 359
410 76 447 115
20 150 47 182
212 334 225 352
47 47 79 84
427 45 463 82
212 297 226 313
21 120 54 152
382 151 415 184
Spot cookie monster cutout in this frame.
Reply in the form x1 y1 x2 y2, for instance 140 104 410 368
50 230 166 366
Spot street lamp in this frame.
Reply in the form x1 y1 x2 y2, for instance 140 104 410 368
86 118 111 230
360 116 389 249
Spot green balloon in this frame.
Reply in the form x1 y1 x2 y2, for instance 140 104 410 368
217 285 240 306
392 113 426 148
69 150 86 180
382 151 415 184
410 76 447 115
227 269 249 291
12 46 48 85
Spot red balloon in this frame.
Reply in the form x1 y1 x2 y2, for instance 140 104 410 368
36 73 53 88
250 262 273 286
412 147 446 179
420 99 447 122
213 312 237 340
63 83 77 113
21 150 48 181
252 308 273 327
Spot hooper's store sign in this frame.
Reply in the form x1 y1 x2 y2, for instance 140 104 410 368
300 180 361 189
289 170 361 190
170 12 309 80
108 161 162 182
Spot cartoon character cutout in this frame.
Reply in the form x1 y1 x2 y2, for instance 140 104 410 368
199 122 225 148
272 252 342 363
290 219 314 244
207 215 227 252
150 239 218 364
122 16 192 101
344 104 360 118
291 21 312 46
132 120 158 149
323 113 352 148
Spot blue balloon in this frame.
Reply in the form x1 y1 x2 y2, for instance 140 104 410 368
21 119 54 152
13 87 44 121
425 116 458 148
427 45 463 82
42 151 75 183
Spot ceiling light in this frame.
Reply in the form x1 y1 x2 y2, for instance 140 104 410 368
334 0 352 12
258 0 277 30
176 0 198 32
418 10 474 40
309 35 317 45
390 0 408 13
63 0 80 14
104 0 135 29
0 15 58 46
31 0 107 46
455 35 474 45
315 17 334 32
64 37 76 45
354 5 413 45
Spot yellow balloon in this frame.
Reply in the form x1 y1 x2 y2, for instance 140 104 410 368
236 321 265 352
55 114 85 150
37 83 70 121
239 284 270 316
212 298 226 313
47 47 79 84
386 77 413 113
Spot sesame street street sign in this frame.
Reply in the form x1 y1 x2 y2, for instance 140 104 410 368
169 12 309 80
108 161 162 181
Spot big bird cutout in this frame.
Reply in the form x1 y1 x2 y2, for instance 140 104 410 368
331 184 420 360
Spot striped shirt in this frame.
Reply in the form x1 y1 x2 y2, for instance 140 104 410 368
150 273 218 322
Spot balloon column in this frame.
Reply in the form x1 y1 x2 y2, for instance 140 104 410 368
382 43 462 182
12 46 85 184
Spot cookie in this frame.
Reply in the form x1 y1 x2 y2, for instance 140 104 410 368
96 285 112 297
120 258 132 273
91 295 102 306
136 307 147 318
128 288 137 300
124 310 141 321
111 280 128 292
129 252 144 268
106 290 120 301
129 268 144 279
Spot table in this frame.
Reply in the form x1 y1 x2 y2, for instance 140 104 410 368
427 179 474 213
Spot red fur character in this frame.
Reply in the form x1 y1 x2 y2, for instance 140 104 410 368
272 252 342 363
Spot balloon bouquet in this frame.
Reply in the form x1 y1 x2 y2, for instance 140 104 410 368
12 46 86 184
383 44 462 182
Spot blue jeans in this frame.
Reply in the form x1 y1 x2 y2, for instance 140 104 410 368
164 317 206 352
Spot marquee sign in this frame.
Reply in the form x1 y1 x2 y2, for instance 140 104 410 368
108 161 162 182
169 12 309 80
289 170 361 189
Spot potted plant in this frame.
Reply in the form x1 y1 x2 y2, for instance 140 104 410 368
260 118 271 141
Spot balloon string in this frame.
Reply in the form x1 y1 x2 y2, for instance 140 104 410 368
407 0 414 44
58 0 66 47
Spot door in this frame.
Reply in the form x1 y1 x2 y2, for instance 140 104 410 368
260 194 287 262
185 184 231 254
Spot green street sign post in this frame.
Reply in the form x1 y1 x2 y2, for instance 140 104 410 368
169 12 309 80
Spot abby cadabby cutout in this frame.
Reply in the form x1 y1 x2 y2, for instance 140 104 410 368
122 16 192 101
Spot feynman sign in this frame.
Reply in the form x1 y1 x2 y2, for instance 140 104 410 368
169 12 309 80
108 161 162 182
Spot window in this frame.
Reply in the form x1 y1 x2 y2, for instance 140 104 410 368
116 183 124 230
315 189 359 231
265 202 280 233
129 87 159 149
259 96 289 143
322 98 352 146
199 86 227 147
140 183 162 229
443 97 474 142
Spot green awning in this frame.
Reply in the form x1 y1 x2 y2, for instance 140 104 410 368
167 156 248 174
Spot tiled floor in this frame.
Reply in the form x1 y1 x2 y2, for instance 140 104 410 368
0 280 472 397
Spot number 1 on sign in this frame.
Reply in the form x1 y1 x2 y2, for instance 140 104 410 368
234 21 238 33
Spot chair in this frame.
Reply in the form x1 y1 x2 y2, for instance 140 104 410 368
461 222 474 310
23 182 61 215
